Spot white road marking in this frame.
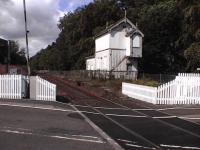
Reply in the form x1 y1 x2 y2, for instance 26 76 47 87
0 103 76 112
1 126 30 131
126 143 156 149
95 106 128 110
180 117 200 120
132 108 154 111
68 134 100 139
106 114 147 118
0 103 100 115
2 126 101 140
81 111 100 115
75 104 128 110
153 116 177 119
72 105 124 150
1 129 104 144
117 138 136 144
0 102 152 118
160 144 200 149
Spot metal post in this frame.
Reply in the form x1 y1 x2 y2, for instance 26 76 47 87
23 0 31 76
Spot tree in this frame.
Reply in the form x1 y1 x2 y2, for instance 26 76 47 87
184 42 200 71
30 0 200 73
138 0 183 73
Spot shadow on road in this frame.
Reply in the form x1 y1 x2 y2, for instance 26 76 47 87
56 95 71 103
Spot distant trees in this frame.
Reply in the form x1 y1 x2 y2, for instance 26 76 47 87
0 39 26 65
138 0 183 73
30 0 200 73
0 38 8 64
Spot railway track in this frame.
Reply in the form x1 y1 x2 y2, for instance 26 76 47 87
42 74 200 150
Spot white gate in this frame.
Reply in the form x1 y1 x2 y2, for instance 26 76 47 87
123 73 200 105
157 73 200 104
0 75 27 99
30 76 56 101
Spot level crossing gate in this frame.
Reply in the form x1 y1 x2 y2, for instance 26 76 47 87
122 73 200 105
0 75 56 101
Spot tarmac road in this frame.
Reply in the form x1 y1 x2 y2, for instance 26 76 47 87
44 75 200 150
79 105 200 150
0 100 115 150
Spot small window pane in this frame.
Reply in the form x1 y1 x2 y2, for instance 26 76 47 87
133 36 140 47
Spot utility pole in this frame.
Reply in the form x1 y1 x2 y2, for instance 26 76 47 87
23 0 31 99
23 0 31 76
6 40 11 74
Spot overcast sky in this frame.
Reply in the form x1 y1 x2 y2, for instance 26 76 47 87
0 0 93 56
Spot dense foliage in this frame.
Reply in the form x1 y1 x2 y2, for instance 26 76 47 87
31 0 200 73
0 39 26 65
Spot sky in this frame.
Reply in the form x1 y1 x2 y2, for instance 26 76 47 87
0 0 93 56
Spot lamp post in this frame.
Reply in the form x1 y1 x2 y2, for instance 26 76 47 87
23 0 31 76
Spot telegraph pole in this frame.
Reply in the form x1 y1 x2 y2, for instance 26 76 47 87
7 40 11 74
23 0 31 99
23 0 31 76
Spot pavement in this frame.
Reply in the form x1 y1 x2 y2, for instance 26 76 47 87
0 100 116 150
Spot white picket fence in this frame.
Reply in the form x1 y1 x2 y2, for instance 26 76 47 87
122 73 200 105
35 76 56 101
0 75 27 99
0 75 56 101
157 73 200 105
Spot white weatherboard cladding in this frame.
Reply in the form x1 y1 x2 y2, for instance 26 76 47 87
86 19 143 72
125 37 131 56
110 31 127 49
95 33 110 52
86 58 95 70
111 49 126 71
110 30 131 57
95 50 110 70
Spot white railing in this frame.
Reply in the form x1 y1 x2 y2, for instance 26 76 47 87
122 73 200 105
35 76 56 101
122 82 157 104
157 73 200 105
0 75 27 99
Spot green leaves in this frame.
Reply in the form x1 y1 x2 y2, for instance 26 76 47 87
31 0 200 73
184 42 200 71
